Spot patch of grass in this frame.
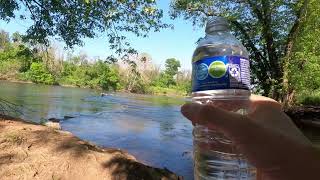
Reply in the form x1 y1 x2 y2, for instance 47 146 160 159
148 86 187 97
296 90 320 106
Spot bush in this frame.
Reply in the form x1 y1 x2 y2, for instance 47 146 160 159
296 90 320 106
59 61 120 91
0 31 191 96
0 60 21 79
25 62 56 85
95 61 120 90
301 96 320 106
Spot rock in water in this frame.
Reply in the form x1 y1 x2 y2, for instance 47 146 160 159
48 118 60 122
63 115 75 119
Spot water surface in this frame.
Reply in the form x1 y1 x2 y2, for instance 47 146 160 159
2 81 320 180
0 81 193 179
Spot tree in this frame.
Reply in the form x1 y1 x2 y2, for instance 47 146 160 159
170 0 309 100
11 31 22 43
156 58 181 87
0 30 37 72
26 62 56 85
0 0 169 61
164 58 181 77
0 30 9 49
285 0 320 105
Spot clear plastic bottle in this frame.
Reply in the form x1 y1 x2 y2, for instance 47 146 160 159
192 17 256 180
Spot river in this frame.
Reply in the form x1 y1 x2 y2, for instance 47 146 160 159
2 81 320 179
0 81 194 178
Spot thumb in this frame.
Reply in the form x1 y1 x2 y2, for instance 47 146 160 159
181 103 257 141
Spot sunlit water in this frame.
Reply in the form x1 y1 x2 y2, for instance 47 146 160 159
0 81 193 179
1 81 320 180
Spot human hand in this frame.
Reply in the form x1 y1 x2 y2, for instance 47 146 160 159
181 95 319 180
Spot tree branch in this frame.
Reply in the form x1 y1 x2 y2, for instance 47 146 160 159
246 0 264 20
229 20 268 69
261 0 281 79
21 0 36 20
31 0 47 11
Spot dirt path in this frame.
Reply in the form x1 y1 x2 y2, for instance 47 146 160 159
0 115 182 180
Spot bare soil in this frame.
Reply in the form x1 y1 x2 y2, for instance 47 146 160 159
0 115 182 180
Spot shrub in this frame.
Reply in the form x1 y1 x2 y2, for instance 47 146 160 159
296 90 320 106
26 62 56 85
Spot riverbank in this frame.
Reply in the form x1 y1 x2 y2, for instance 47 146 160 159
0 78 188 98
286 106 320 128
0 115 182 180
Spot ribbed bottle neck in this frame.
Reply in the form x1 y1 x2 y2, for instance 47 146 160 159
205 16 230 34
205 25 229 34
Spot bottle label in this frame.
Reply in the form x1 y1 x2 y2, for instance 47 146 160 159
192 56 250 92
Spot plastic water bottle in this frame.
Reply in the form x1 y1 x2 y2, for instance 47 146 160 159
192 17 256 179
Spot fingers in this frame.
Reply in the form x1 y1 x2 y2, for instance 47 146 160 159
205 99 250 112
248 96 312 146
249 95 282 112
181 103 254 138
181 95 281 133
181 102 316 177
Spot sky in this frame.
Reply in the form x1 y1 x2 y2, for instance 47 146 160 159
0 1 205 70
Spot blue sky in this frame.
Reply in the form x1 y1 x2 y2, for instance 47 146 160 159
0 1 205 70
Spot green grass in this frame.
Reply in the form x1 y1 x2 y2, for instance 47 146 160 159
296 90 320 106
147 86 188 97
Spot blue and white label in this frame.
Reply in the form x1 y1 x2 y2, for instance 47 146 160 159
192 56 250 92
196 63 209 80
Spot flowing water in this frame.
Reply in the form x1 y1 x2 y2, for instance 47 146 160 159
0 81 193 178
1 81 320 179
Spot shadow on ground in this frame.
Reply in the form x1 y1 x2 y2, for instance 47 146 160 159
103 156 183 180
0 115 184 180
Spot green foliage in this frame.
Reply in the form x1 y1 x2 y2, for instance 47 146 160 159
176 80 192 95
164 58 181 76
0 30 191 96
0 32 38 80
0 0 170 63
11 31 22 43
285 0 320 105
25 62 56 85
296 90 320 106
87 61 120 91
0 40 37 73
129 79 149 94
153 73 173 87
148 86 187 96
153 58 181 87
170 0 308 99
60 60 120 91
0 60 21 79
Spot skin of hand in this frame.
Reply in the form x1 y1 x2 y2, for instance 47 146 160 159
181 95 320 180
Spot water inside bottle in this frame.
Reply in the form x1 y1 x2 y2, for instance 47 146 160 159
193 126 256 180
192 43 256 179
192 100 256 180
